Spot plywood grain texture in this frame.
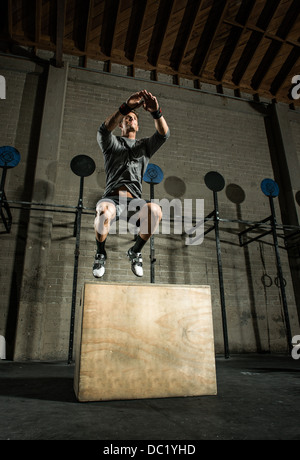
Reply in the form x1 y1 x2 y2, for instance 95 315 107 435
74 283 217 402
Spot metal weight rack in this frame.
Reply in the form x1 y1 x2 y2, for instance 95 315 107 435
1 146 299 361
238 178 294 352
0 147 96 364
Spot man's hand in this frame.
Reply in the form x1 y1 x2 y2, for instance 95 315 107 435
141 90 159 113
126 91 145 109
104 89 168 135
126 90 159 113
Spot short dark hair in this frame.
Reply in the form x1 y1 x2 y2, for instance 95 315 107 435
130 109 139 120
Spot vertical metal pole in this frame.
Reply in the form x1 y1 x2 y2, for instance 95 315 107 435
150 183 155 284
0 166 7 193
0 167 12 233
68 176 84 364
269 196 292 352
214 191 230 359
0 167 7 218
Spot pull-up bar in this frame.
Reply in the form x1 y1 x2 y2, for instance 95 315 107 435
238 178 292 352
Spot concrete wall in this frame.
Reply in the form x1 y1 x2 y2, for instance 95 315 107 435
0 54 299 360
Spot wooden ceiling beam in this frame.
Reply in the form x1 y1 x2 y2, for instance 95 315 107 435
214 0 256 81
85 0 94 51
191 0 229 77
125 0 148 62
35 0 42 44
147 0 175 67
7 0 13 38
55 0 66 67
251 41 282 90
100 0 121 57
170 0 204 72
81 0 94 67
232 0 281 85
72 0 94 53
0 0 298 105
225 18 300 48
276 0 300 40
0 0 10 39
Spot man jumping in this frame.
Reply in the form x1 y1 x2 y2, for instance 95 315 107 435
93 90 170 278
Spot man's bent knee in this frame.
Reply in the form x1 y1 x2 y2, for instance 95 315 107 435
95 201 117 234
96 201 116 220
148 202 162 221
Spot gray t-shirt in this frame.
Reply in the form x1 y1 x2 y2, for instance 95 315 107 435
97 122 170 198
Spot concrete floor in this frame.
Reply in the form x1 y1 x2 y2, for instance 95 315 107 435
0 354 299 440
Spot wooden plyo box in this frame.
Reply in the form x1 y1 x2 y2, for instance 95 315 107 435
74 283 217 402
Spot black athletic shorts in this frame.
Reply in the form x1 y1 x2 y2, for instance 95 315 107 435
96 196 150 221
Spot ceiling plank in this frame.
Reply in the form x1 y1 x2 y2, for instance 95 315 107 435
191 0 229 77
251 0 300 90
214 0 256 81
170 0 204 72
270 46 300 96
125 0 148 62
0 0 299 105
232 0 281 86
100 0 121 57
225 18 300 49
251 40 282 91
147 0 175 67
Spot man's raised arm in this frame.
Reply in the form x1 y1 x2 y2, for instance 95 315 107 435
104 91 144 132
141 90 169 136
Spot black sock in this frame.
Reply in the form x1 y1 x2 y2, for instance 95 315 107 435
96 239 107 258
131 235 147 254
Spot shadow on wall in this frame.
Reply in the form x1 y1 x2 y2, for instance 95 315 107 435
164 176 186 198
163 176 189 284
5 67 48 360
225 183 263 352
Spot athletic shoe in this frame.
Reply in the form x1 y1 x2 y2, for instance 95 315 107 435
127 248 143 277
92 253 106 278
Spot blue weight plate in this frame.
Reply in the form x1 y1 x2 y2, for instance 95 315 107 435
261 178 279 197
143 163 164 184
0 146 21 168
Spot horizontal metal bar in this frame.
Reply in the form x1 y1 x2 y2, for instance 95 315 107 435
239 229 273 247
204 225 215 236
3 200 300 232
4 199 95 212
284 229 300 240
238 216 272 237
7 205 95 216
205 210 215 220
